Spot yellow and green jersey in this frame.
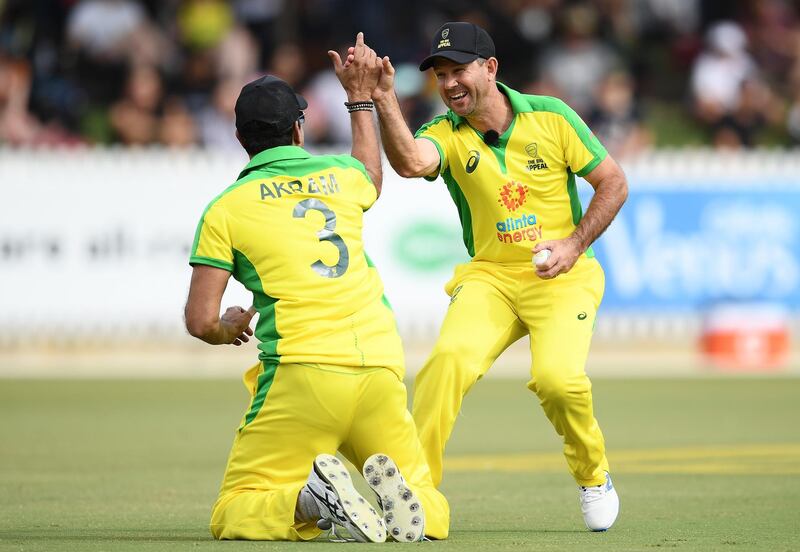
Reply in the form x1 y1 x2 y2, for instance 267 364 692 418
415 82 607 265
190 146 404 377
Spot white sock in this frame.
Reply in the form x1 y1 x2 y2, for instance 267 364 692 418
295 485 321 523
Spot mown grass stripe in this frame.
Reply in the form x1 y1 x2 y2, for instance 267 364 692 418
445 443 800 475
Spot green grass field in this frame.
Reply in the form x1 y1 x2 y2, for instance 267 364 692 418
1 377 799 551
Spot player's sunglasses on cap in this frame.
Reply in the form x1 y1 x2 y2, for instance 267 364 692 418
419 21 496 71
235 75 308 134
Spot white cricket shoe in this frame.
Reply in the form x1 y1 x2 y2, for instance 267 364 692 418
304 454 386 543
579 473 619 531
363 453 426 542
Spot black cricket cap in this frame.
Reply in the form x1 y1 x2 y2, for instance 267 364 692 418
419 22 496 71
234 75 308 134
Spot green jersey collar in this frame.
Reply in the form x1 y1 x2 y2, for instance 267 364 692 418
449 81 533 128
238 145 311 179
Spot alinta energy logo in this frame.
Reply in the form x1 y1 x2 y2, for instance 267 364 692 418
498 181 527 212
525 143 548 171
495 181 543 244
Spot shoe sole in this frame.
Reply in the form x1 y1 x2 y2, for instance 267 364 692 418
363 453 425 542
313 454 386 543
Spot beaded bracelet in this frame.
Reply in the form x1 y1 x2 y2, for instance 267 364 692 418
345 100 375 113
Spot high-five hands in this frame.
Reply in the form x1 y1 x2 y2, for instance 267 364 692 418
328 32 383 101
342 39 395 102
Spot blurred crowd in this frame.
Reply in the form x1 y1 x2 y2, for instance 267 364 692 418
2 0 800 157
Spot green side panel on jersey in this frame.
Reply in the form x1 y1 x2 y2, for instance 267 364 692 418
364 252 393 311
565 170 595 259
232 248 281 428
241 360 278 429
441 167 475 257
232 249 280 363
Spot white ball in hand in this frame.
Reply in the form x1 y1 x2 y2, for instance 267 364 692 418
533 249 551 267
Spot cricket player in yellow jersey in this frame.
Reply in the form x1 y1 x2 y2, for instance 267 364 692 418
184 34 448 543
345 23 628 531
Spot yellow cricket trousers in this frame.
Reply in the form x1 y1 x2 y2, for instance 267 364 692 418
210 362 449 540
413 258 609 487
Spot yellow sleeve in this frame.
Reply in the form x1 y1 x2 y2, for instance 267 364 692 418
414 116 452 180
357 171 378 210
553 101 608 177
346 161 378 211
189 201 234 271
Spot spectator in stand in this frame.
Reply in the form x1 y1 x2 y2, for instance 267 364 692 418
786 84 800 144
267 43 307 88
109 64 164 145
0 52 82 146
3 1 800 148
691 21 771 148
393 63 440 134
0 54 40 145
177 0 234 52
741 0 798 90
197 78 243 151
537 3 621 116
588 70 652 159
66 0 170 105
301 51 350 146
159 96 198 148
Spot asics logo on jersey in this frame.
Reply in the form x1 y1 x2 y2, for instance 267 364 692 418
578 312 588 320
465 150 480 173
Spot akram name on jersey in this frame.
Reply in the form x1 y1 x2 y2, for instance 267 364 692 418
260 174 341 200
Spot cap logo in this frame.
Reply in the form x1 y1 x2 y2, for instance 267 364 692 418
436 27 452 49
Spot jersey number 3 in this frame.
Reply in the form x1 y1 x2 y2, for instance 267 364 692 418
293 198 350 278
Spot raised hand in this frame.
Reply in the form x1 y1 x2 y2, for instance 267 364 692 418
327 32 383 102
373 56 395 101
344 47 395 102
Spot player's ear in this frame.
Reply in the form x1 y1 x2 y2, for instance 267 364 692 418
292 121 304 147
485 57 498 81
